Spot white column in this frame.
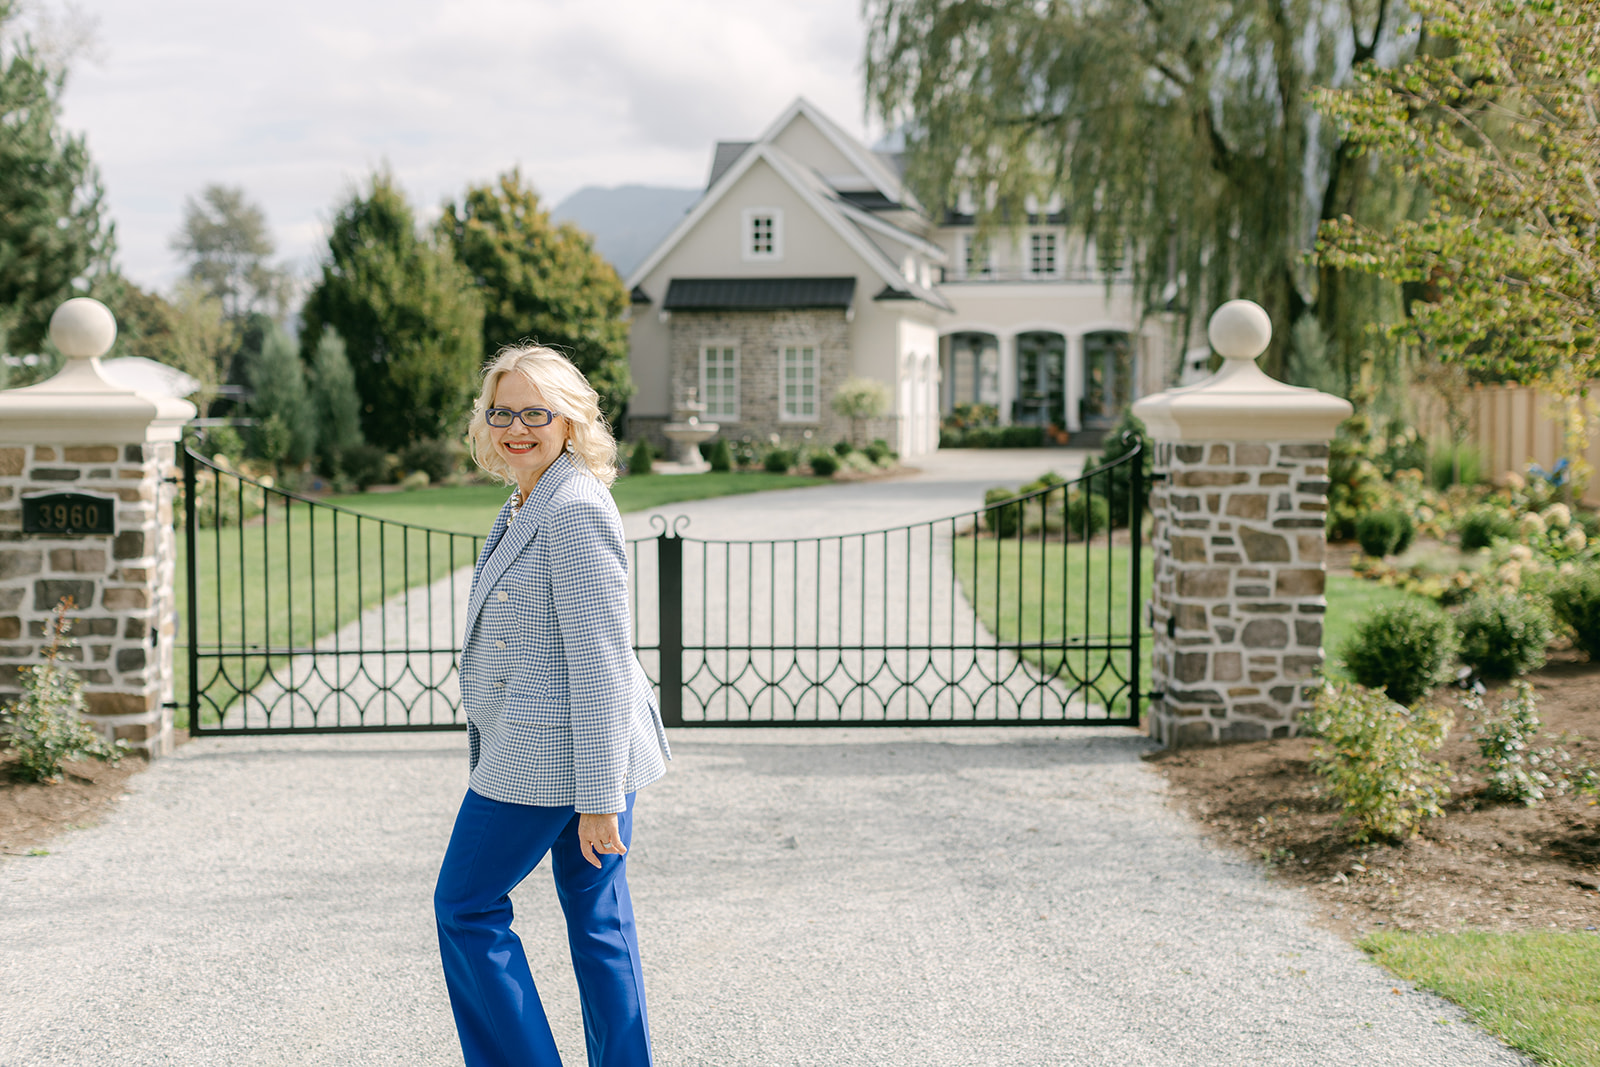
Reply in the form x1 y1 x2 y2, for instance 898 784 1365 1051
1064 332 1083 433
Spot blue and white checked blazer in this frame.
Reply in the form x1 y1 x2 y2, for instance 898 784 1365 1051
459 454 669 813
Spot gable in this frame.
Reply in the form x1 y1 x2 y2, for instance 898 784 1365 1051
768 113 871 191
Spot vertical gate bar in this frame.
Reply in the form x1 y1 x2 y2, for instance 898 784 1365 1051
355 516 364 723
184 446 200 734
262 480 271 721
309 489 318 724
658 532 683 727
213 461 224 722
1128 441 1144 725
236 472 247 723
285 488 294 723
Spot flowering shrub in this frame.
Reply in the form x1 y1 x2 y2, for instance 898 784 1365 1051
1455 592 1552 679
4 600 125 783
1548 567 1600 659
1467 682 1564 806
1302 683 1453 843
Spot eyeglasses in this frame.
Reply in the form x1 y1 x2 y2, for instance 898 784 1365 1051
486 406 558 428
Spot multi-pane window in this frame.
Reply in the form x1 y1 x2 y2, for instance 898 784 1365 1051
699 344 739 420
743 208 781 260
781 345 817 420
1029 232 1057 277
961 233 992 277
750 215 774 255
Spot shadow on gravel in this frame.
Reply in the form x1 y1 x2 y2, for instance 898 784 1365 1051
670 734 1157 777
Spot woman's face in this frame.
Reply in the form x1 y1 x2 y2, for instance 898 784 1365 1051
488 372 571 490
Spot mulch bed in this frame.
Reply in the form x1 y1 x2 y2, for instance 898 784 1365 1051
0 750 142 856
1148 654 1600 939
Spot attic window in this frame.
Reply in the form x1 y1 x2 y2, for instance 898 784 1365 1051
742 208 783 261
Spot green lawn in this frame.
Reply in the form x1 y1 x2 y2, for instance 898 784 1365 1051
950 540 1429 712
1364 931 1600 1067
177 470 828 724
324 471 830 534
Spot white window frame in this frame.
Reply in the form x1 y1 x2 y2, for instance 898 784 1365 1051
1029 231 1059 278
741 207 784 261
698 342 740 422
960 233 993 278
779 344 819 422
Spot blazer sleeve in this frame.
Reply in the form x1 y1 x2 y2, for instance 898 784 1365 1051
547 494 635 814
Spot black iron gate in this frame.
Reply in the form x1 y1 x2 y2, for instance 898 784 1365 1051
182 440 1146 734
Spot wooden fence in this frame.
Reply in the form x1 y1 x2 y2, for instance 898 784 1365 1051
1412 383 1600 504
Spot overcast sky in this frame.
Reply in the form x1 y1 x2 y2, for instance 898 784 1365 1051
54 0 878 292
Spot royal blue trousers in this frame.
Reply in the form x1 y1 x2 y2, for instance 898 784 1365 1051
435 789 652 1067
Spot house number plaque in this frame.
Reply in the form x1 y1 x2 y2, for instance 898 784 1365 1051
22 493 115 536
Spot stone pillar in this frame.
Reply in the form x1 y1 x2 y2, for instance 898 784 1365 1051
0 299 195 756
1132 301 1352 746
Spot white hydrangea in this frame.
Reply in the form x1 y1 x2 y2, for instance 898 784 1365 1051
1541 503 1572 529
1519 511 1547 538
1509 544 1535 562
1497 561 1523 587
1564 527 1588 553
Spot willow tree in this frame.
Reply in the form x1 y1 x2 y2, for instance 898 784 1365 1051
864 0 1413 385
1315 0 1600 490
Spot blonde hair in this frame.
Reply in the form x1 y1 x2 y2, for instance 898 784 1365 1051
467 344 619 488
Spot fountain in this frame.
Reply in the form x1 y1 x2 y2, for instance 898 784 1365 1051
660 387 720 473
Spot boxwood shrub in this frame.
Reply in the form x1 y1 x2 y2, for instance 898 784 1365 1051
1454 592 1551 679
1339 601 1458 706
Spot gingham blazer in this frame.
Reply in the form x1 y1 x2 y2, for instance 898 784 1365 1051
459 454 669 813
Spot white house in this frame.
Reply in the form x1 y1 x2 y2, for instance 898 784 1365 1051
625 98 1175 456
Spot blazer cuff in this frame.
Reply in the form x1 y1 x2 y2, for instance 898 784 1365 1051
576 788 627 816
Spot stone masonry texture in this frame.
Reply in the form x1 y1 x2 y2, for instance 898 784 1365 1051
0 439 179 755
1146 440 1331 746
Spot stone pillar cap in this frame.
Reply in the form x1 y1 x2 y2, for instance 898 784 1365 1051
0 297 195 444
1132 300 1352 442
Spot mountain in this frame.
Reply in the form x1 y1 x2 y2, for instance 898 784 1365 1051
550 185 700 280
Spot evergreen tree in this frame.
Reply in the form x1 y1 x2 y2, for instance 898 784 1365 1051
0 2 113 354
438 169 633 426
307 327 366 474
300 171 485 451
247 325 317 469
864 0 1415 383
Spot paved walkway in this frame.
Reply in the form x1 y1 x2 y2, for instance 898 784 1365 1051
0 451 1531 1066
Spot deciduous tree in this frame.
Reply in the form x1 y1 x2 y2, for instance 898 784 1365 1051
300 172 485 451
438 169 632 425
864 0 1414 383
170 185 290 320
1315 0 1600 490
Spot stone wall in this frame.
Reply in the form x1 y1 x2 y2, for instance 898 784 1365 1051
1146 439 1331 746
666 308 857 448
0 441 179 755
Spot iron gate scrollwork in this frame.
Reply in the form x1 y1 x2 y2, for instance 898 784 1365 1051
181 438 1147 732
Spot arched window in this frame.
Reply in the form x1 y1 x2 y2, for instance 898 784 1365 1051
941 332 1000 412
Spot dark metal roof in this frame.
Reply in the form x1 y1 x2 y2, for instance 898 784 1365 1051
707 141 754 188
630 285 651 305
838 190 900 212
874 285 917 301
663 277 857 311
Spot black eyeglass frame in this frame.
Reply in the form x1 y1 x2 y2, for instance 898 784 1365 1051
485 406 559 428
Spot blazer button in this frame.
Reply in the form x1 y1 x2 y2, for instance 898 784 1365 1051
497 591 508 602
495 640 506 650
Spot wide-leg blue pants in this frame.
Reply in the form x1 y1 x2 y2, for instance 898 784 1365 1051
435 789 652 1067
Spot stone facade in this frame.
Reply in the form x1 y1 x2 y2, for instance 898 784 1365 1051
662 308 890 451
0 440 180 755
1146 440 1332 746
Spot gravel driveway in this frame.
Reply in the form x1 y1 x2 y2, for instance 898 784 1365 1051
0 451 1531 1066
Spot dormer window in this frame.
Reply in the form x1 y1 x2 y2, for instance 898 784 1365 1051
1029 233 1058 277
742 208 783 261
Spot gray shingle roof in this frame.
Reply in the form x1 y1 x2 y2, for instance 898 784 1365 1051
662 277 857 311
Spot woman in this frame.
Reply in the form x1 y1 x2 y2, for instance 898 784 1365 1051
435 344 670 1067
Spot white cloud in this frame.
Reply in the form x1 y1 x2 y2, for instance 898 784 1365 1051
57 0 875 291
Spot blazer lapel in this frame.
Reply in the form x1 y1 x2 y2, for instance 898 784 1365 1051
464 455 579 636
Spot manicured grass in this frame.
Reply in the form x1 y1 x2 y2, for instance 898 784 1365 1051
1363 931 1600 1066
950 542 1425 710
1323 573 1430 681
176 470 829 722
324 471 831 534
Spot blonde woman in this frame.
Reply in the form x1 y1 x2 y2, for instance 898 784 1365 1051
435 344 670 1067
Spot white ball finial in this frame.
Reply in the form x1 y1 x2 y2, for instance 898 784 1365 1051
1207 299 1272 361
48 297 118 359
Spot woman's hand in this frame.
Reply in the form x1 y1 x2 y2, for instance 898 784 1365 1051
578 812 626 868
